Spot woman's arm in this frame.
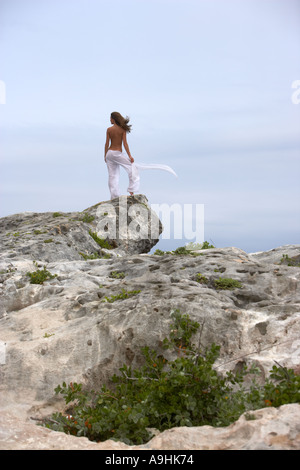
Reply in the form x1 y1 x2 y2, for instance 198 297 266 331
104 129 110 161
123 132 134 163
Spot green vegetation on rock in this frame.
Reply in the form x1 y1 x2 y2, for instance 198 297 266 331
27 266 57 284
88 230 113 250
44 310 300 445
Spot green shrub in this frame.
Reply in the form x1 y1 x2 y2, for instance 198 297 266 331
102 288 141 303
153 245 202 257
109 271 126 279
201 241 215 249
153 241 216 257
280 254 300 267
154 249 166 256
89 230 113 250
185 241 215 250
213 278 243 290
196 273 209 284
173 246 191 255
27 266 57 284
43 332 55 338
53 212 63 218
81 214 95 223
44 310 300 445
79 251 110 260
162 310 200 349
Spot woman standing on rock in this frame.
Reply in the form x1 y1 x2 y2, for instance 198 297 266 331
104 111 177 200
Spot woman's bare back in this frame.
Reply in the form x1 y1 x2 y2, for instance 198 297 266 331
105 120 134 163
107 125 124 151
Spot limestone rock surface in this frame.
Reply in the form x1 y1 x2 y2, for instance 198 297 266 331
0 198 299 450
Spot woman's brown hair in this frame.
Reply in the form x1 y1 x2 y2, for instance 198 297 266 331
111 111 132 133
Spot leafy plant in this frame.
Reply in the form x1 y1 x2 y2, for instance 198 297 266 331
154 249 166 256
153 245 203 257
53 212 63 218
43 310 300 445
102 288 141 303
27 266 57 284
280 254 300 267
79 251 110 260
162 310 200 350
109 271 126 279
173 246 191 255
201 241 215 249
213 278 243 290
261 362 300 407
88 230 113 250
196 273 209 284
81 214 95 223
154 240 216 257
185 241 215 250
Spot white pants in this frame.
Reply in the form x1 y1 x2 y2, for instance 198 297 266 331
106 150 140 199
105 149 178 200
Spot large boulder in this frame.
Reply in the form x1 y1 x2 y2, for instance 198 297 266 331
0 194 163 262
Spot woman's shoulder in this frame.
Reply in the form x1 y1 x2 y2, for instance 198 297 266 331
108 125 125 134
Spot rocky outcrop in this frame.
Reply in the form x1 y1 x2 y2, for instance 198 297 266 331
0 194 163 262
0 197 299 450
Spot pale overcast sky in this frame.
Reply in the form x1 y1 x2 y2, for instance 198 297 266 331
0 0 299 252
